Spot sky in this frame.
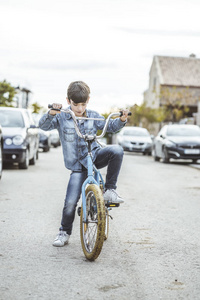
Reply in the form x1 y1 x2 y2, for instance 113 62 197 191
0 0 200 113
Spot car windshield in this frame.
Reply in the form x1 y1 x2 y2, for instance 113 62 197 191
0 110 24 128
123 129 149 137
167 126 200 137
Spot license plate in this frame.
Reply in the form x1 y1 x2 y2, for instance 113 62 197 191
184 149 200 154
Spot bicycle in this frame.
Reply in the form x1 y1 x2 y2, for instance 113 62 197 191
48 105 131 261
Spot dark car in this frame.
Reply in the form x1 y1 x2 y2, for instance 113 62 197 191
0 124 3 179
32 113 51 152
0 107 39 169
116 126 153 155
153 124 200 163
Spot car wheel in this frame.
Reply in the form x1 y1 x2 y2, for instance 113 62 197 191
192 159 198 164
43 146 50 152
0 144 3 180
29 151 37 165
19 149 29 169
162 148 169 163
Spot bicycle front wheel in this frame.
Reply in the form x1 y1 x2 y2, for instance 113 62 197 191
80 184 105 261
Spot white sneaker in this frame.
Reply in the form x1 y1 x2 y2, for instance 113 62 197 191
53 230 70 247
103 189 124 204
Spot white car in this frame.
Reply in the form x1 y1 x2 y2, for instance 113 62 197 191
117 126 153 155
0 124 3 179
50 129 60 148
32 113 51 152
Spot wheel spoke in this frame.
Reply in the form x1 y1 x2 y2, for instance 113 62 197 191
83 211 98 252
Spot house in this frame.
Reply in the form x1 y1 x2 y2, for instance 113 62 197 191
144 54 200 126
14 86 32 108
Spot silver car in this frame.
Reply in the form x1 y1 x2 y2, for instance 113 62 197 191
116 126 153 155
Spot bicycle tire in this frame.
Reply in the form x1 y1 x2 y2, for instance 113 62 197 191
80 184 105 261
104 207 109 240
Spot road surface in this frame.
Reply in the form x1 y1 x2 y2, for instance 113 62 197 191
0 147 200 300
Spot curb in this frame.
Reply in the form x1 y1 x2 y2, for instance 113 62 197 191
189 164 200 170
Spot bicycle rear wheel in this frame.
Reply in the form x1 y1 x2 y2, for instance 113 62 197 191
80 184 105 261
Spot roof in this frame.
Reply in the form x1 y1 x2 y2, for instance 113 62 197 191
154 55 200 87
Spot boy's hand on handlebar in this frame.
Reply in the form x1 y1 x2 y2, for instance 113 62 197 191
120 109 130 122
49 103 62 115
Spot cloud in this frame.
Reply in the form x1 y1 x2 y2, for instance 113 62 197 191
118 27 200 37
20 61 117 71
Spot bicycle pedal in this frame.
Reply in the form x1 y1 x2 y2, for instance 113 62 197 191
105 202 120 208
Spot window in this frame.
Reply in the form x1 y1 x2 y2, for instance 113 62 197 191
0 110 24 128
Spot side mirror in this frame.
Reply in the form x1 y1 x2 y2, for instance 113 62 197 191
160 134 165 139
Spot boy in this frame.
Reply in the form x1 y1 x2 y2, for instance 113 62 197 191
39 81 129 247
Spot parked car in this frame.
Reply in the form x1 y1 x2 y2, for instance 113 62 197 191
116 126 153 155
0 107 39 169
38 130 51 152
0 124 3 179
152 124 200 163
32 113 51 152
50 129 60 148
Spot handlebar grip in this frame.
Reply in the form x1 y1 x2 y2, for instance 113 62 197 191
48 104 61 111
119 111 132 117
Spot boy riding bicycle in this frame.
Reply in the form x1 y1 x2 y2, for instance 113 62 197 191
39 81 129 247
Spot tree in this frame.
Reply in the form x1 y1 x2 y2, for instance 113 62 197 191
0 80 16 107
31 102 45 114
127 102 167 129
159 86 191 122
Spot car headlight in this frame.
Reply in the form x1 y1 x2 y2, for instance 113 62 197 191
13 135 24 145
5 138 12 145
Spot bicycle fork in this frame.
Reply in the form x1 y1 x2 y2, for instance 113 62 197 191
81 150 100 223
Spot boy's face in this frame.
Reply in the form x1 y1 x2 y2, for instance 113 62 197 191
67 98 89 117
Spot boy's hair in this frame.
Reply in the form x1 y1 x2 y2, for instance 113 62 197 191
67 81 90 103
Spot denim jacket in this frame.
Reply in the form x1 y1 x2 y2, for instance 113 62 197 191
39 107 126 171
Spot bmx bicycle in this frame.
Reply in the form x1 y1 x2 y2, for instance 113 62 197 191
48 105 131 261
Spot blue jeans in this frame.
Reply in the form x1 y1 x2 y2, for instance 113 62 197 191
60 145 124 235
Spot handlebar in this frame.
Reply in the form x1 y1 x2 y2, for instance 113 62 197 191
48 104 131 141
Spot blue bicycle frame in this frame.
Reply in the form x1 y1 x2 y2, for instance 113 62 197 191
47 105 128 223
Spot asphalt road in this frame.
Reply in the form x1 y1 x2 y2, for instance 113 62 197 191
0 147 200 300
